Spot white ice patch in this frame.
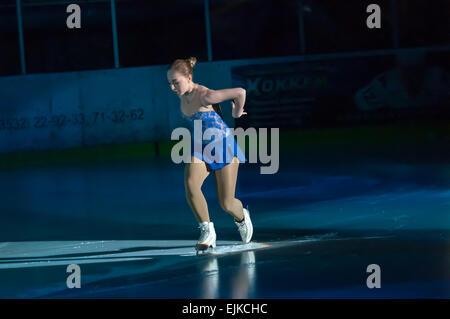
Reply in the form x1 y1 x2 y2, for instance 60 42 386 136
0 235 340 269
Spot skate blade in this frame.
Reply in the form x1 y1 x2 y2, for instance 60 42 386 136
195 243 214 256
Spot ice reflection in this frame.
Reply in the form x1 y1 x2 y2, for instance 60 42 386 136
231 251 256 299
200 251 256 299
200 257 219 299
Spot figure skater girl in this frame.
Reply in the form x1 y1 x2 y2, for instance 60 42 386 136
167 57 253 253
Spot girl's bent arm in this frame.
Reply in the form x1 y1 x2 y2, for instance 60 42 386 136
201 88 246 118
201 88 246 106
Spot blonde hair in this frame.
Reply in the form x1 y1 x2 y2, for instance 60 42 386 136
169 57 223 118
168 57 197 77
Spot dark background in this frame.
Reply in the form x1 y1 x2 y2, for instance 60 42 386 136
1 0 449 75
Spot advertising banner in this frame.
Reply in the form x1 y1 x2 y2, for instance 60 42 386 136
232 50 450 129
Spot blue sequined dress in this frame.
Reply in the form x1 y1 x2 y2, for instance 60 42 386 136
182 110 246 171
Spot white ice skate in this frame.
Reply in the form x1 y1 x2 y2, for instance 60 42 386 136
196 221 216 255
235 205 253 244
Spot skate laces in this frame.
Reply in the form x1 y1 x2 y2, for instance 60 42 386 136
198 223 210 242
236 218 246 229
237 207 249 226
198 223 210 232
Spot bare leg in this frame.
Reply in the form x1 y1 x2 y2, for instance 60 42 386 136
214 157 245 222
184 156 211 223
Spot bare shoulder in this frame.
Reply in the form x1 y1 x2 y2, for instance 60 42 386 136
197 84 210 96
197 84 211 106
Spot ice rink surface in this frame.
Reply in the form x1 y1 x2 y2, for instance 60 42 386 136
0 149 449 298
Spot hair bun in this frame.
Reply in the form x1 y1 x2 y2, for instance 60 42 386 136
187 57 197 69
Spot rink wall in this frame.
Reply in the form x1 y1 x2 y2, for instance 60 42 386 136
0 62 232 154
1 54 327 155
